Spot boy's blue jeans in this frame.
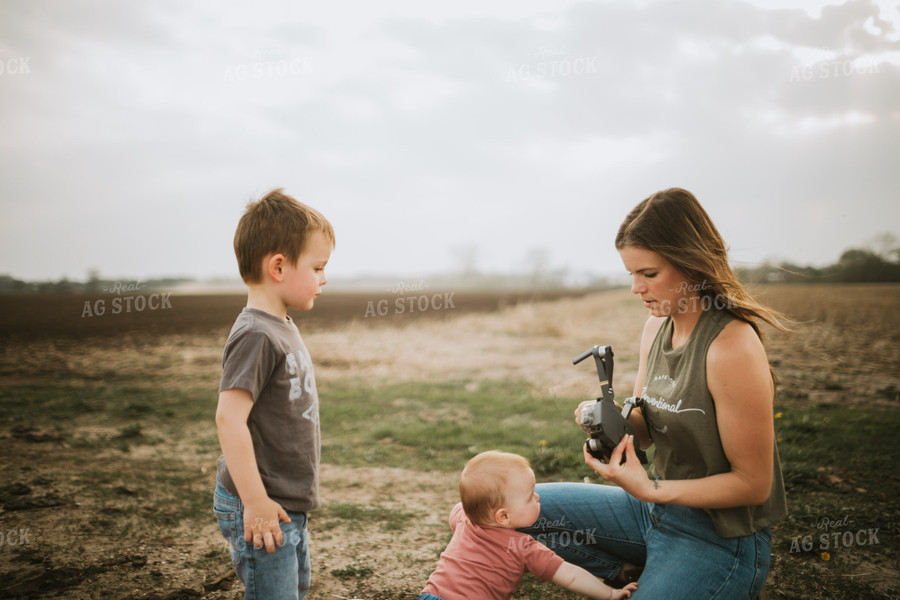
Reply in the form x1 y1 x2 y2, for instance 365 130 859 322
519 482 771 599
214 479 311 600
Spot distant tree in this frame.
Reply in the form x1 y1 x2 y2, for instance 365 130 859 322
736 262 824 284
86 269 102 294
0 275 31 293
523 246 550 287
48 277 75 294
867 232 899 262
450 244 479 277
736 239 900 285
832 248 900 283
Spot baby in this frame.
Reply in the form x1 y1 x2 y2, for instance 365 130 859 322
419 451 638 600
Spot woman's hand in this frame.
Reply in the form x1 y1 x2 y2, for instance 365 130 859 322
583 435 654 502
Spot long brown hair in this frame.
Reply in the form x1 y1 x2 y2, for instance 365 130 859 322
615 188 790 340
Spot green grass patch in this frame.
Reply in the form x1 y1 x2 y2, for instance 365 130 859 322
0 381 216 431
769 405 900 599
514 574 580 599
319 378 591 480
318 501 418 532
329 563 376 579
774 406 900 500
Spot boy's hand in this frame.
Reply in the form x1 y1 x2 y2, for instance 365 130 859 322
611 582 639 599
243 498 291 554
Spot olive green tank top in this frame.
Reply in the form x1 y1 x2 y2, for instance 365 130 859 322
643 307 787 538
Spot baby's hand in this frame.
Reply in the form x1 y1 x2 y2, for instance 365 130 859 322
243 498 291 554
611 581 639 600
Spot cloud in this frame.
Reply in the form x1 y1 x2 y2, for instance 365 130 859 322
0 0 897 281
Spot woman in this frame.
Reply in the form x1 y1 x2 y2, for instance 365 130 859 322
522 188 788 599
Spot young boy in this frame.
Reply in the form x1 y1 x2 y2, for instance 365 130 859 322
213 189 334 600
420 451 638 600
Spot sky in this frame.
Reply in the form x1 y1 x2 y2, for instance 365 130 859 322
1 0 898 286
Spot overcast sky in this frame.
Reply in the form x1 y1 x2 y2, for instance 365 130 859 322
1 0 898 285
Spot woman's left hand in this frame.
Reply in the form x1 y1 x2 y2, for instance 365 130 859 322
583 435 653 502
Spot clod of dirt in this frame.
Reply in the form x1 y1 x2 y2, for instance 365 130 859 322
203 569 236 592
11 425 64 443
6 482 31 495
2 492 64 511
160 589 202 600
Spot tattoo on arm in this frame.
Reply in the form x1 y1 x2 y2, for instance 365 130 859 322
653 480 660 490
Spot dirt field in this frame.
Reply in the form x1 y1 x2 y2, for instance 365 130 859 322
0 284 898 599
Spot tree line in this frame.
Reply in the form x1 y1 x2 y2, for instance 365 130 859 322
2 235 898 294
737 235 900 284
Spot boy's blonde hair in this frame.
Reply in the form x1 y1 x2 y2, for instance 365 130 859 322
459 451 532 526
234 188 335 284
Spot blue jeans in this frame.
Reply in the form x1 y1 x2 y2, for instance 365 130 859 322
418 595 444 600
519 483 771 599
214 479 311 600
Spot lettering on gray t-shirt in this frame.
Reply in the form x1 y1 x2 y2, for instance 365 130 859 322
216 308 320 513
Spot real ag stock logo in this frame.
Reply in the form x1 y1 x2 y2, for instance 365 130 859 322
789 514 880 559
789 45 880 82
0 56 30 76
505 44 599 83
80 281 173 318
364 280 456 318
223 44 313 82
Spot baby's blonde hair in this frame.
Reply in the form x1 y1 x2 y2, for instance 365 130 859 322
459 451 531 526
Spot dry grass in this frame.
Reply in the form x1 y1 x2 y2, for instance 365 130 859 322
755 284 900 406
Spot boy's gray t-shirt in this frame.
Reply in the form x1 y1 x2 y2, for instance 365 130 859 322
216 307 320 513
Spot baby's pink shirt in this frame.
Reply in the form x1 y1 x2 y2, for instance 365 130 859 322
421 503 564 600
